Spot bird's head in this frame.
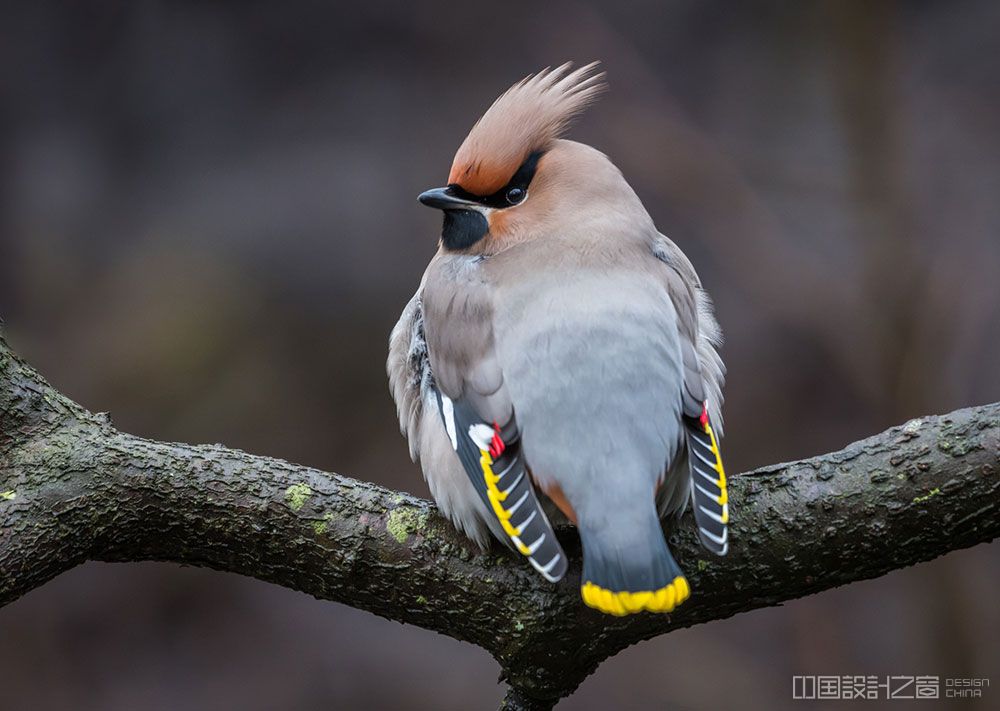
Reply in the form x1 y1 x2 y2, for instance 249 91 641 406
419 62 617 254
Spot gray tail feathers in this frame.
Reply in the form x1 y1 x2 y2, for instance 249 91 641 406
578 509 691 616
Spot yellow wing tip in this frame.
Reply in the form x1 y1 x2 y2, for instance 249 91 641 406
581 577 690 616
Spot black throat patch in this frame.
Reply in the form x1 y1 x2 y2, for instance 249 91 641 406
441 209 489 250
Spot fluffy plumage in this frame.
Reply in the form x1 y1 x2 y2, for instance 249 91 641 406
388 62 728 616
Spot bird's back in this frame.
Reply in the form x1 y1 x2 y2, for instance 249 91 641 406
487 237 687 517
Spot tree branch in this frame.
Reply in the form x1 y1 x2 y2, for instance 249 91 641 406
1 333 997 708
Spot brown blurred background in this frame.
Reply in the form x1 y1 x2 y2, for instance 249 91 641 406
1 1 998 709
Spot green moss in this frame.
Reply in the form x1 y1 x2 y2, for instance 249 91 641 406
284 483 313 512
0 490 15 501
311 512 335 535
416 595 428 605
387 506 427 544
697 559 709 572
514 620 525 632
913 487 941 504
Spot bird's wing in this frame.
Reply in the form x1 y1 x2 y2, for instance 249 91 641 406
434 391 569 582
653 233 729 556
420 256 568 582
682 401 729 555
388 286 501 547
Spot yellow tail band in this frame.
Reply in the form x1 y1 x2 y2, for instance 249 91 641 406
581 576 690 616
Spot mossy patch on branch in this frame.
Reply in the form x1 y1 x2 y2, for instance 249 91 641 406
913 487 941 504
311 512 335 535
284 483 313 512
387 506 427 544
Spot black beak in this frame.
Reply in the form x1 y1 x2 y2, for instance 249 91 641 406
418 186 478 211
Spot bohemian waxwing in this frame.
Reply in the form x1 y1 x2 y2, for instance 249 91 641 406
387 62 727 616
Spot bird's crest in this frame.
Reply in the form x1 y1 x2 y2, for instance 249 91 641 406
448 62 606 196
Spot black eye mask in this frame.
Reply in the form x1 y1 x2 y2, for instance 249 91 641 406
447 151 543 209
439 151 543 250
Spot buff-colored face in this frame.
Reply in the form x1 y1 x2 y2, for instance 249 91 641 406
417 62 606 253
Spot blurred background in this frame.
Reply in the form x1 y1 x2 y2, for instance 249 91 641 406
1 0 998 709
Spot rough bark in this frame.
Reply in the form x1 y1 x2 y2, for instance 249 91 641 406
1 333 997 708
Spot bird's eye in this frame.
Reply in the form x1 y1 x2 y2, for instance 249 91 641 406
506 187 526 205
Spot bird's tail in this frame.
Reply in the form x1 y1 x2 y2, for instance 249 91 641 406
579 507 689 616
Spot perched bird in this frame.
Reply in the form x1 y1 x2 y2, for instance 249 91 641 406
388 62 727 616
